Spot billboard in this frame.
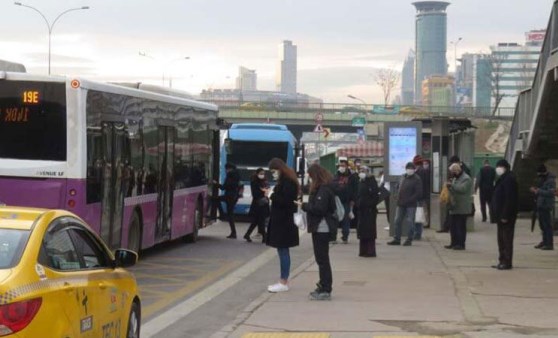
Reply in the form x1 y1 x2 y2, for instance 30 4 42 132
384 122 422 181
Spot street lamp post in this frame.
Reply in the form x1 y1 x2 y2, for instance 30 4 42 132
139 52 190 87
347 94 367 106
450 37 463 76
14 2 89 75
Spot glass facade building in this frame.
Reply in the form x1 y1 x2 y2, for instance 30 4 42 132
413 1 450 104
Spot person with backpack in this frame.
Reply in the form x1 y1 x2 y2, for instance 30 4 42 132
387 162 423 246
266 158 300 293
215 162 241 239
298 164 337 300
244 168 270 243
356 166 379 257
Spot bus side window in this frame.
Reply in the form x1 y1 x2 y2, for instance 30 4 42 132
86 131 103 204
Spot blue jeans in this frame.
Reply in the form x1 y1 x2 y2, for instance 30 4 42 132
393 206 417 242
340 202 351 241
277 248 291 280
538 208 554 247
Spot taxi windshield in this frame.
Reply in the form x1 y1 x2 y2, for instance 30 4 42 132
0 229 30 269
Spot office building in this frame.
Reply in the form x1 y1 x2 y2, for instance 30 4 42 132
235 66 257 91
401 49 415 105
489 29 545 108
276 40 297 94
412 1 450 104
472 55 492 109
422 75 455 107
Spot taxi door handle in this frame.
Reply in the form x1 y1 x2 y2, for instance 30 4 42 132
98 282 107 290
63 282 75 293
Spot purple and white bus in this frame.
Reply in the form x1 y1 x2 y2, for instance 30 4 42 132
0 72 221 252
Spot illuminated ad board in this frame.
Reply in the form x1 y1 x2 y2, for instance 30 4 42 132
384 122 422 181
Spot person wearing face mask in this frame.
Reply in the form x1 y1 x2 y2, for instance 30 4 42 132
445 163 473 251
387 162 423 246
332 160 359 244
244 168 270 243
266 158 300 293
356 166 379 257
491 159 518 270
530 164 555 250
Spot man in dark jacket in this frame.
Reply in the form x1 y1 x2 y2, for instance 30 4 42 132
476 160 496 222
413 155 430 239
491 159 518 270
333 160 358 243
215 163 241 238
387 162 423 246
530 164 556 250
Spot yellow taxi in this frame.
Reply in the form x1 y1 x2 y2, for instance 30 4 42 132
0 207 140 337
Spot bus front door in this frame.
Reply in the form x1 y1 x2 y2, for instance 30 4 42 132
100 122 126 249
156 126 175 241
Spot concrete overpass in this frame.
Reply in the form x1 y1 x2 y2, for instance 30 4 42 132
505 1 558 210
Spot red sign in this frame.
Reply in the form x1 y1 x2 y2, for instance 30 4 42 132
527 31 545 42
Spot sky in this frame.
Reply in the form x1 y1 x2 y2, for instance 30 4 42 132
0 0 552 103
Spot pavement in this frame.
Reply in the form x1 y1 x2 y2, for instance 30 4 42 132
210 209 558 338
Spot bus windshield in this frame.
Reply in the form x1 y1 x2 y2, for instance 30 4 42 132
0 81 67 161
227 141 288 167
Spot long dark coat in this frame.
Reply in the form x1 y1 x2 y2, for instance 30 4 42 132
356 176 379 240
249 177 270 218
491 171 518 223
266 177 299 248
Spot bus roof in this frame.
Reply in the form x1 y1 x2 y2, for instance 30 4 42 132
228 123 296 143
0 71 218 112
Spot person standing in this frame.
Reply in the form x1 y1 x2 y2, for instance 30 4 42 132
332 160 358 244
531 164 556 250
387 162 423 246
413 155 430 239
445 163 473 250
299 164 336 300
215 162 241 239
244 168 270 243
378 171 391 225
491 159 518 270
356 166 379 257
438 156 468 233
476 160 496 223
266 158 300 293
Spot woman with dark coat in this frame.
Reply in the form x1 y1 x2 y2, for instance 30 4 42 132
299 164 336 300
244 168 270 242
266 158 300 293
356 166 379 257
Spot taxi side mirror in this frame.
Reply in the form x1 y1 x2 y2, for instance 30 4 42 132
114 249 138 268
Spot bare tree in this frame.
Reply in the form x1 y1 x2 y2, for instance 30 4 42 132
375 68 400 106
488 53 508 117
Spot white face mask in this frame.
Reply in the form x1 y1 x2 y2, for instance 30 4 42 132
406 169 415 176
496 167 506 176
423 164 429 170
308 177 313 184
358 173 366 180
272 170 280 180
257 174 265 180
338 167 347 174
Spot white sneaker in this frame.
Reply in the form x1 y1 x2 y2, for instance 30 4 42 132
267 283 289 293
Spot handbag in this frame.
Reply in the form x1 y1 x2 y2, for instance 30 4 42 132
415 206 426 224
257 196 269 207
293 208 307 231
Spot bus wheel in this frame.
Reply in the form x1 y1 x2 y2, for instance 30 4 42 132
128 213 142 253
185 202 202 243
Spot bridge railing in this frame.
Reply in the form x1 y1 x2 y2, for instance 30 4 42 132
204 100 515 118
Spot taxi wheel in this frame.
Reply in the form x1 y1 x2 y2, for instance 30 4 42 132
128 213 142 254
126 301 141 338
185 201 202 243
